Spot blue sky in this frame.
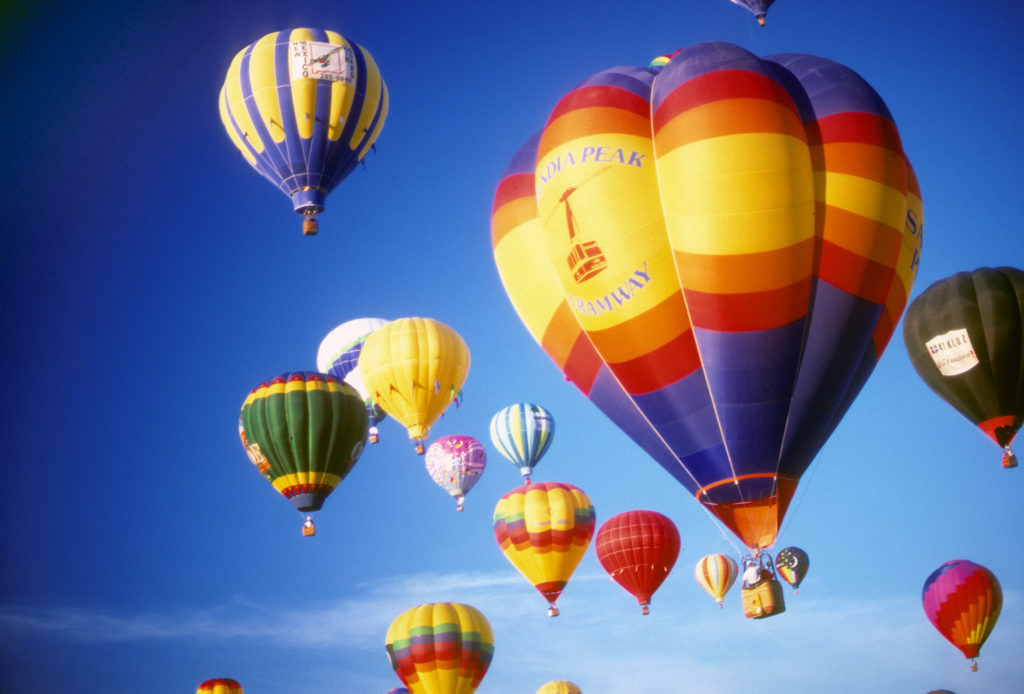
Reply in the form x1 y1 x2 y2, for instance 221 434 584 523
2 1 1023 692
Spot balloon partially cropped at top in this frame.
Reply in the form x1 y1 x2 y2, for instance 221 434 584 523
385 602 494 694
219 28 388 234
903 267 1024 468
728 0 776 25
358 317 470 454
197 679 243 694
922 559 1002 670
318 317 390 443
240 372 367 534
491 41 922 552
536 682 582 694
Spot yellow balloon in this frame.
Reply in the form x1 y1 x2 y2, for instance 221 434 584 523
358 317 470 453
493 481 595 616
536 681 582 694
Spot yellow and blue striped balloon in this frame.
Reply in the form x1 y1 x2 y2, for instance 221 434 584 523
490 403 554 481
219 28 388 234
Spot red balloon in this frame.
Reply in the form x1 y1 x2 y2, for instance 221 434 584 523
595 510 680 614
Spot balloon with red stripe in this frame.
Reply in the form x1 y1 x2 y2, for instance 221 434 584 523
922 559 1002 670
595 510 680 614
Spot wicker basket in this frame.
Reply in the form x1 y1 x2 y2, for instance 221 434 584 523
742 579 786 619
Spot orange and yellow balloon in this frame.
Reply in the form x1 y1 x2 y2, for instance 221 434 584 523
197 680 242 694
491 42 922 552
694 554 739 607
536 682 582 694
385 602 494 694
358 317 470 453
493 481 595 616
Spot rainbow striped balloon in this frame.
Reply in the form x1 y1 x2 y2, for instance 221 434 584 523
694 554 739 607
492 41 922 552
922 559 1002 668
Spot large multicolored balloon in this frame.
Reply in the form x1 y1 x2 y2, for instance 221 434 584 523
317 317 390 443
775 546 809 592
490 403 555 481
922 559 1002 670
694 554 739 607
240 372 367 534
728 0 776 25
904 267 1024 468
493 481 595 616
219 28 388 235
425 435 487 511
595 510 680 614
197 679 243 694
536 682 582 694
358 317 470 454
491 42 922 552
385 602 494 694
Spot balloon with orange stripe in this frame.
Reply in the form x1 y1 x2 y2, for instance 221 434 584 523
197 679 243 694
492 41 922 552
493 481 595 616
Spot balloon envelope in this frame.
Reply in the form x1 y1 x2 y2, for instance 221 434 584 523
219 28 388 233
493 481 595 615
728 0 776 25
694 554 739 606
425 435 486 510
490 403 555 480
358 317 471 452
536 682 582 694
240 372 367 514
775 546 809 590
595 510 680 614
385 602 494 694
492 41 922 551
197 680 243 694
922 559 1002 663
903 267 1024 464
318 317 390 441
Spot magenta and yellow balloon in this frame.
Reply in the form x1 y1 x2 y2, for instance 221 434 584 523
425 435 486 511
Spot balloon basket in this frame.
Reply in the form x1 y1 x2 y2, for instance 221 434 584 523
302 216 319 235
640 604 650 616
1002 451 1017 468
302 517 316 537
547 605 560 617
415 442 425 455
742 579 785 619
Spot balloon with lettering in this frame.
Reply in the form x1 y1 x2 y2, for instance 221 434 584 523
358 317 471 454
694 554 739 607
491 42 922 552
240 372 368 534
385 602 494 694
219 28 388 235
197 679 243 694
775 546 809 592
490 403 555 481
493 481 595 616
922 559 1002 671
424 435 487 511
595 510 680 615
903 267 1024 468
536 682 582 694
318 317 390 443
728 0 776 26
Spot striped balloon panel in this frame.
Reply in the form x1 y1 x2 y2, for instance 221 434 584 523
491 136 688 481
317 317 389 382
425 435 486 496
358 318 470 442
536 682 582 694
489 403 554 473
219 28 388 213
922 560 1002 660
694 553 739 603
240 372 367 512
595 510 680 606
493 482 595 605
196 679 243 694
385 602 494 694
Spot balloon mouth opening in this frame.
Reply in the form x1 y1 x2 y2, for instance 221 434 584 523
288 492 327 513
291 187 327 215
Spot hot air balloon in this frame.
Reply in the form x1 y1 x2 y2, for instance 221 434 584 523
493 481 595 616
903 267 1024 468
385 602 494 694
776 546 809 592
728 0 776 26
490 403 555 481
197 680 243 694
318 317 390 443
385 689 410 694
922 559 1002 671
240 372 368 535
358 317 470 454
424 435 486 511
694 554 738 607
536 682 582 694
595 510 680 614
219 28 388 235
491 42 922 556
